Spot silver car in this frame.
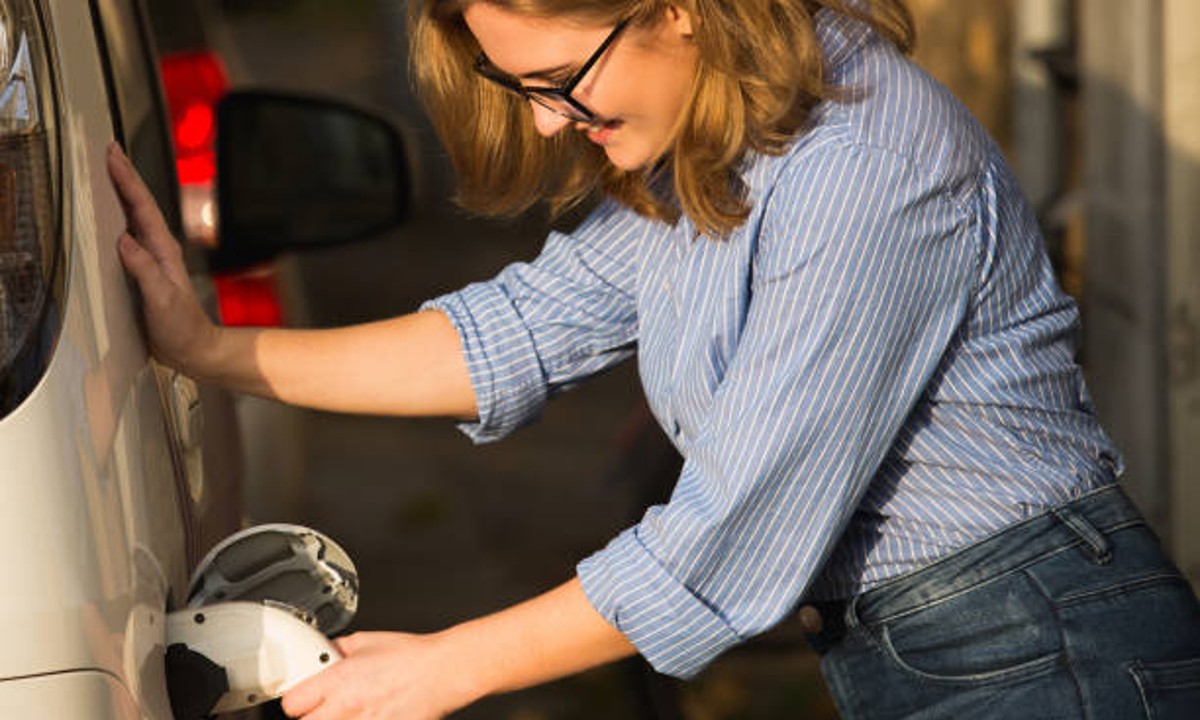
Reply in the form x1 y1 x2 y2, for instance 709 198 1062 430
0 0 406 716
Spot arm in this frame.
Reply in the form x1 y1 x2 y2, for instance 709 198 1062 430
186 313 475 417
424 199 645 442
279 578 636 719
108 143 476 418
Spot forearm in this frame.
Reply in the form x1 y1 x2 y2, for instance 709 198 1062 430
436 577 637 706
191 309 478 418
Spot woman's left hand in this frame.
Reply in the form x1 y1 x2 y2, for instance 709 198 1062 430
280 631 475 720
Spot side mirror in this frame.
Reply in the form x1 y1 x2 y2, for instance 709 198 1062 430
212 91 410 270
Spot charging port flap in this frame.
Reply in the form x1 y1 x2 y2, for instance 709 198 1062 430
166 524 358 718
186 523 358 636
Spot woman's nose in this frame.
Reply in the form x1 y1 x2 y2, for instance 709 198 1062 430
530 102 572 137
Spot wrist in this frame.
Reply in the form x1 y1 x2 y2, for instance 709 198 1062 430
175 318 224 379
427 625 496 711
426 578 635 707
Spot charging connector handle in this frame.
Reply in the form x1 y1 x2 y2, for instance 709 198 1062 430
166 601 342 716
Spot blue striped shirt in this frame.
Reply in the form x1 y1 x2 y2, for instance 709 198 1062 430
424 11 1122 678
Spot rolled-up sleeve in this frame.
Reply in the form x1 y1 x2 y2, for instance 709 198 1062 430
578 143 981 677
422 201 646 442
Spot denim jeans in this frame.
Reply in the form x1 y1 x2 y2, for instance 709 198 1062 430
806 484 1200 719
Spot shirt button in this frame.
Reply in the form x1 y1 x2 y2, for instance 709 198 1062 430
797 605 823 634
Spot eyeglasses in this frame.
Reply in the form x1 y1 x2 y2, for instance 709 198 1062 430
473 17 631 124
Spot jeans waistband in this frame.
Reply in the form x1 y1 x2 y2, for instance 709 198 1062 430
806 484 1144 651
855 483 1142 624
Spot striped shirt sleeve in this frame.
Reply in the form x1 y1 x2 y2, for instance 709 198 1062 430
422 200 643 442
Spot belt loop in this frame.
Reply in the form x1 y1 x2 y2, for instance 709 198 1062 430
1052 505 1113 564
846 594 863 630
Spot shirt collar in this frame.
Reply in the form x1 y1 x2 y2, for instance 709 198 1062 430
815 5 876 73
736 7 876 204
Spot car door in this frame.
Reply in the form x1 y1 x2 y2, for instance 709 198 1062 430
90 0 249 570
0 0 242 717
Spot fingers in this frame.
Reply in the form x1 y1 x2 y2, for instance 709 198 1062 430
278 635 359 717
333 632 364 656
280 635 376 719
292 704 345 720
116 231 174 308
280 673 327 719
117 232 156 277
106 142 174 252
277 634 362 718
109 142 193 293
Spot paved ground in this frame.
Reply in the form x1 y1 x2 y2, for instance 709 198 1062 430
213 2 837 718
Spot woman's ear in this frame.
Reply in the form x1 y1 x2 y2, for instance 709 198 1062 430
665 4 696 38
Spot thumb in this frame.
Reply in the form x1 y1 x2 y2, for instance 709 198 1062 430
331 632 364 658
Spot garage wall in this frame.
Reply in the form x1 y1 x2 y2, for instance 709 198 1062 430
1081 0 1200 588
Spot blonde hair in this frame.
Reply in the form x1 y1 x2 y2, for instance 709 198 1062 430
410 0 914 238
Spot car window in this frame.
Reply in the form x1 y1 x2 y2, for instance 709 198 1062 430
0 0 62 418
143 0 209 56
90 0 181 234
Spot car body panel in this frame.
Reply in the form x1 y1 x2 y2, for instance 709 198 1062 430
0 671 145 719
1 1 401 715
0 0 197 715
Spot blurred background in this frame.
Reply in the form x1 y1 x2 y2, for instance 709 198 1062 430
156 1 1200 718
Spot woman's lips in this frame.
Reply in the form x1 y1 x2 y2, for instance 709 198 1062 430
586 120 623 146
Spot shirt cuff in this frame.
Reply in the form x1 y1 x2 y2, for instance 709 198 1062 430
421 284 549 443
577 526 744 679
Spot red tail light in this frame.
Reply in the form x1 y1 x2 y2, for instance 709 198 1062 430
159 51 229 186
213 268 285 328
1 1 64 417
160 51 284 328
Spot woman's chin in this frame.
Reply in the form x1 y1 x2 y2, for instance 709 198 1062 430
603 144 651 172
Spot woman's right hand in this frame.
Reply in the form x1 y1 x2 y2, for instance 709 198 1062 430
107 142 220 373
106 140 475 414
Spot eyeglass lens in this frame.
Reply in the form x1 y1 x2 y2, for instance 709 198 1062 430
474 18 630 123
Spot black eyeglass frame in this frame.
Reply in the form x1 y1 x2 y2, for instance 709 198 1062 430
473 17 632 123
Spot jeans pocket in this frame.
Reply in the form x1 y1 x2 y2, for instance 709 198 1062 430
1128 657 1200 719
874 570 1063 684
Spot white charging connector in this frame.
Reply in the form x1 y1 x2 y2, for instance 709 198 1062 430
166 601 342 717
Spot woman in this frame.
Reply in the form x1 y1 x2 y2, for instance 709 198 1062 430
109 0 1200 718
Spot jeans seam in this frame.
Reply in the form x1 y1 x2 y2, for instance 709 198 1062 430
870 519 1147 625
872 543 1079 624
822 645 865 720
875 621 1064 685
1127 661 1156 720
1056 572 1190 608
1025 566 1089 717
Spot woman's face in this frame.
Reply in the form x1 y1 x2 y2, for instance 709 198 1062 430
463 3 698 171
